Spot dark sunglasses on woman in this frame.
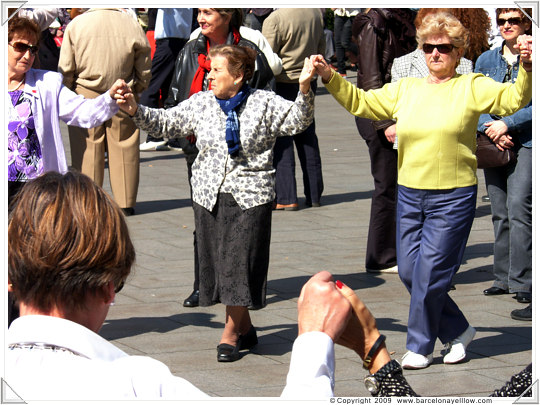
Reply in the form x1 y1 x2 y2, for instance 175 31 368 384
496 17 523 26
9 41 39 55
422 43 455 54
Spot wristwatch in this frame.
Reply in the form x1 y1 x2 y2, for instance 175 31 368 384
364 359 402 396
364 375 380 394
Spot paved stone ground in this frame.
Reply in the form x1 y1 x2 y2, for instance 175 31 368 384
59 73 533 398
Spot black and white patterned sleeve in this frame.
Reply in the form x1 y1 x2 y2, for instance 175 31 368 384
372 360 419 397
490 364 532 397
267 89 315 137
132 98 196 140
372 361 532 398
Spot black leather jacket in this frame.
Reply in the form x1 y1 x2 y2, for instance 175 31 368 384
163 31 275 159
165 31 274 108
352 9 416 130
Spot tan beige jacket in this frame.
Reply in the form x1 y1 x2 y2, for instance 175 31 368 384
262 8 325 83
59 8 151 95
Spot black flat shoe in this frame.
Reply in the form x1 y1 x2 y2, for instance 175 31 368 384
515 292 532 304
483 286 509 296
217 342 240 362
183 290 199 307
239 325 258 350
122 207 135 216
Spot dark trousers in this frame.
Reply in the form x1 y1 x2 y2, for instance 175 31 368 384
334 15 353 73
140 37 187 142
187 159 200 291
273 81 324 205
355 117 397 270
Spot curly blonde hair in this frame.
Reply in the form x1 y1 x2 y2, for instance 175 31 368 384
417 12 470 52
416 9 491 61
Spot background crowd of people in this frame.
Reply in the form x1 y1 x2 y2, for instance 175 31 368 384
6 6 533 399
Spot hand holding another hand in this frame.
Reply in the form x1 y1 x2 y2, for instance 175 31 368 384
110 79 138 117
310 55 334 83
484 120 509 144
515 34 532 68
335 280 392 373
297 271 351 342
496 135 514 151
299 57 316 94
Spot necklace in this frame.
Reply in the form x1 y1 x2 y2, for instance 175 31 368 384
8 78 25 91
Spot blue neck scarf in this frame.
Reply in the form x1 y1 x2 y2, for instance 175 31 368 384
216 84 250 157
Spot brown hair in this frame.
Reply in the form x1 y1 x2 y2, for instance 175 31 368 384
8 171 135 312
496 8 533 35
417 12 470 53
213 8 244 30
415 8 490 62
8 15 40 45
209 44 257 84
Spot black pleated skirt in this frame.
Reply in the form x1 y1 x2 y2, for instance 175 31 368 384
193 193 272 309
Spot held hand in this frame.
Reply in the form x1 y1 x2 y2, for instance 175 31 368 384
496 135 514 151
484 120 509 143
297 271 352 342
109 79 130 99
115 91 138 117
310 54 333 83
384 124 397 144
335 280 392 373
515 34 532 66
299 57 316 94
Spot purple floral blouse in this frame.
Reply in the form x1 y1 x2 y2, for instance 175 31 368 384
8 90 42 182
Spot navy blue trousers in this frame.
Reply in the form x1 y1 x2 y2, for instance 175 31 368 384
397 185 476 355
273 81 323 205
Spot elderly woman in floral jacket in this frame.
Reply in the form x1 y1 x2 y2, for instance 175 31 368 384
117 44 316 363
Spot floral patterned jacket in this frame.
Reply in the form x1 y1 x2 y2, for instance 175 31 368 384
132 88 314 211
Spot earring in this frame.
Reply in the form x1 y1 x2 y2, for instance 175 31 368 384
234 81 237 85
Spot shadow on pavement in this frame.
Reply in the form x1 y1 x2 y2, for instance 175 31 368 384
100 312 222 340
135 198 192 214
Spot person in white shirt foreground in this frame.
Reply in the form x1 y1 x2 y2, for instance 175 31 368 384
6 170 351 400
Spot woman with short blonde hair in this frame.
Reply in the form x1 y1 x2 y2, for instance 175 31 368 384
311 11 532 369
416 12 469 51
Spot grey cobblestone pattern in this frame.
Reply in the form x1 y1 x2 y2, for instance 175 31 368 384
60 74 533 398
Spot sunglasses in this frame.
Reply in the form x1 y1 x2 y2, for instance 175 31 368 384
9 41 39 55
422 43 455 54
497 17 523 26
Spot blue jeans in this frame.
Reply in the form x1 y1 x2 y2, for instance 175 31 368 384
397 185 476 355
484 146 532 293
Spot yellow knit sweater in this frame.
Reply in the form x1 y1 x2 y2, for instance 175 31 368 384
325 67 532 189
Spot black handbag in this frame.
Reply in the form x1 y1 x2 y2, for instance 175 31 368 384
476 132 517 169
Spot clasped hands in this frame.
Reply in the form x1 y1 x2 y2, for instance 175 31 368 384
108 79 138 116
515 34 533 68
298 271 391 373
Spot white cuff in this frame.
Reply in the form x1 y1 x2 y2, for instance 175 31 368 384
281 331 335 398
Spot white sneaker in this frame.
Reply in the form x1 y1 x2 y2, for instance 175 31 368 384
366 265 399 274
401 351 433 369
443 325 476 364
139 140 167 151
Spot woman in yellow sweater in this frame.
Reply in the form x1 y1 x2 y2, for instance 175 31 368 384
310 12 532 369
